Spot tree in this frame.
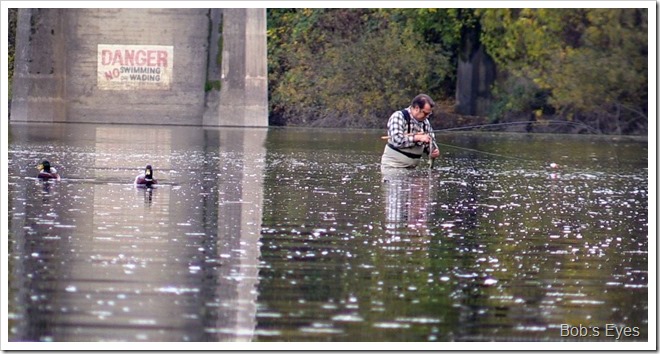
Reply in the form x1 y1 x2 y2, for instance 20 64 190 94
267 9 451 128
8 8 18 101
479 8 647 134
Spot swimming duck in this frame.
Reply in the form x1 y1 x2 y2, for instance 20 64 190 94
37 160 61 181
134 164 157 188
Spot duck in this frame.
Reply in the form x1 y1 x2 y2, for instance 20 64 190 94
37 160 61 181
134 164 158 188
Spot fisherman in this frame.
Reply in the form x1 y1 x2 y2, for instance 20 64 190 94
381 94 440 169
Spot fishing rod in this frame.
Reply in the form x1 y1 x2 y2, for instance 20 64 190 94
428 132 439 168
381 119 599 164
436 120 600 134
381 133 534 163
380 120 599 139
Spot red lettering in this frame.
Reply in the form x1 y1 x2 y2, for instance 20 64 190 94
104 68 120 80
101 50 112 65
157 50 168 67
124 50 134 66
135 50 145 66
147 50 156 66
112 50 123 66
101 48 169 67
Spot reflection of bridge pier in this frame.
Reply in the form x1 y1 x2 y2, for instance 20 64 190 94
8 124 267 341
208 127 267 340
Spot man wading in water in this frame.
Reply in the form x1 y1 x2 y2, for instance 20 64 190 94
381 94 440 169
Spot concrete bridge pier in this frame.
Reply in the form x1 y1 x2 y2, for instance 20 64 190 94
209 8 268 127
11 8 268 127
11 9 67 122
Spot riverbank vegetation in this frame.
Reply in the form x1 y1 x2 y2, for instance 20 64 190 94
267 8 648 135
7 8 647 135
8 8 17 100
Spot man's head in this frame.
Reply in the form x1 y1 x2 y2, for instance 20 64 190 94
410 94 435 121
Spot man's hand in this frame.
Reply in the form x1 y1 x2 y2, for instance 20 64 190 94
430 148 440 158
414 133 431 143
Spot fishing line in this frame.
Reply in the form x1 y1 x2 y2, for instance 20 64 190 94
382 120 597 165
429 120 599 163
435 120 599 134
434 140 534 163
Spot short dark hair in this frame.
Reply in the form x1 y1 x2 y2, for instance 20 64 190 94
411 94 435 109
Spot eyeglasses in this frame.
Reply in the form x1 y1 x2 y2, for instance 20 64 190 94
419 108 433 117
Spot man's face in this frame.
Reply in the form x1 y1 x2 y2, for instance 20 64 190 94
412 104 433 121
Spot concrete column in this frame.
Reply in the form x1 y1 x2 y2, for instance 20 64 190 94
206 9 223 83
11 9 210 125
213 8 268 127
10 8 267 127
11 9 67 122
202 9 223 125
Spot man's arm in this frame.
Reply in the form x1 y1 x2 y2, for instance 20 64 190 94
388 111 415 148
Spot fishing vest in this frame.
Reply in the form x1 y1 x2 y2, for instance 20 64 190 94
387 109 426 159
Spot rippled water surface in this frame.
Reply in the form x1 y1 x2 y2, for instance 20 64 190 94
7 123 648 343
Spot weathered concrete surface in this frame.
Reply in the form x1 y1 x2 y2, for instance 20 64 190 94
11 9 67 122
202 9 223 126
212 8 268 127
11 8 268 126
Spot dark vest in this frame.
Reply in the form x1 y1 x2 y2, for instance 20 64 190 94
387 109 426 159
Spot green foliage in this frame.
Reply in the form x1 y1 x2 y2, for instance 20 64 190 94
204 80 221 92
390 8 478 96
268 8 648 133
267 9 451 128
479 8 647 134
488 76 550 122
8 8 18 100
550 10 647 110
318 22 450 127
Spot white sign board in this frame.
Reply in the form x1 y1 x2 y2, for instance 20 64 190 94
97 44 173 90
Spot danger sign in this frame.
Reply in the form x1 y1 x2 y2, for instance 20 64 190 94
97 44 174 90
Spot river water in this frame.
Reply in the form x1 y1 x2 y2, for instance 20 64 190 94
6 123 649 347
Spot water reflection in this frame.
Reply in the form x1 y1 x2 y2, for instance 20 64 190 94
8 126 648 344
210 128 266 341
8 124 266 342
382 169 432 235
